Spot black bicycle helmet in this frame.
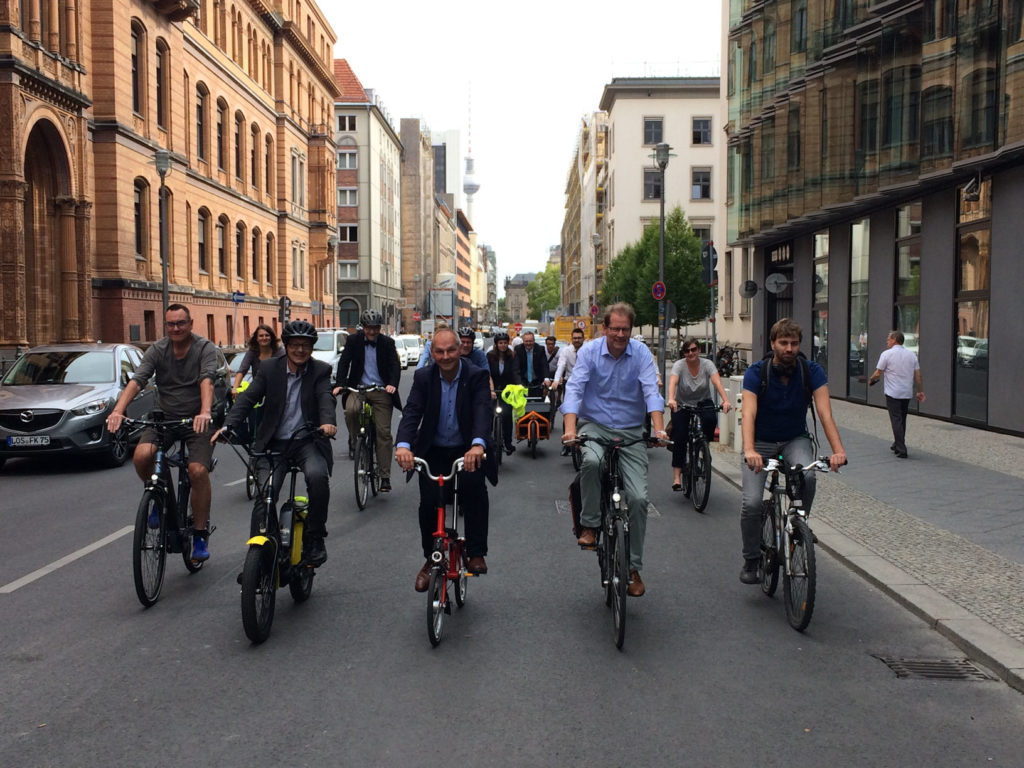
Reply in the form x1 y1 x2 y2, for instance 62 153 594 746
360 309 383 327
457 326 476 340
281 319 318 344
493 331 510 342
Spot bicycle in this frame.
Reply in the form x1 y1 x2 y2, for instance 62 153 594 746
125 415 215 608
758 455 839 632
569 434 659 650
491 400 504 467
224 423 324 643
230 379 263 500
673 403 722 513
412 456 476 647
348 385 386 509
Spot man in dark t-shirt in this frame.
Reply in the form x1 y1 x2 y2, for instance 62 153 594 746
737 318 847 584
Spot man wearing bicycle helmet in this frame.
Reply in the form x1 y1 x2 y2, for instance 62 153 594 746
332 308 402 490
107 304 218 561
214 320 338 566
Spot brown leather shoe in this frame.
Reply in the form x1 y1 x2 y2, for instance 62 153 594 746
577 527 597 547
466 556 487 574
414 560 431 592
627 570 645 597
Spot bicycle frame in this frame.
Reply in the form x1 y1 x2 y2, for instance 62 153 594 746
131 417 195 544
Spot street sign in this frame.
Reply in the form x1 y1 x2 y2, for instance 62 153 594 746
652 281 667 301
413 311 422 322
590 304 599 316
576 320 586 330
514 322 523 333
231 291 245 303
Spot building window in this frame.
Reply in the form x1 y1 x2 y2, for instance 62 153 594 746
882 67 921 149
134 180 148 259
216 102 226 169
216 217 227 275
954 179 991 422
921 86 953 158
723 250 733 317
761 121 775 181
338 261 358 279
813 231 829 370
857 80 879 154
691 169 711 200
265 135 273 191
895 203 922 390
196 87 207 161
692 118 711 145
234 114 244 179
643 118 663 145
849 219 870 400
747 39 757 87
787 105 801 170
962 69 997 150
197 209 208 273
642 169 662 201
763 20 776 73
266 237 274 284
251 125 259 186
337 187 358 206
131 23 144 116
924 0 955 42
251 229 260 282
792 1 807 52
337 150 357 169
337 114 356 131
339 298 359 326
235 223 245 279
339 225 358 242
155 41 168 129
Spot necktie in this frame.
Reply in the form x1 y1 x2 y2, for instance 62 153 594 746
527 352 534 383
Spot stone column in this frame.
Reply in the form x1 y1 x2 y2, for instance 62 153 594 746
76 199 92 340
56 195 79 340
47 0 59 52
29 0 41 43
63 0 77 60
0 180 28 345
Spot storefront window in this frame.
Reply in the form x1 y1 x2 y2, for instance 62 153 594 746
812 231 829 370
848 219 870 399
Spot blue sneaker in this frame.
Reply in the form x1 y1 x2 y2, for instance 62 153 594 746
191 537 210 562
147 506 161 529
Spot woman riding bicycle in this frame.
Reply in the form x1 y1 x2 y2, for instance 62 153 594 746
666 336 732 492
232 324 285 395
486 331 521 455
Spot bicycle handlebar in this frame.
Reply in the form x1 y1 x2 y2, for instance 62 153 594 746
411 456 466 482
764 456 845 474
347 384 388 394
122 416 193 430
565 434 664 449
676 402 723 414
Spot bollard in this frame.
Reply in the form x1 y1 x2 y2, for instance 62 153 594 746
733 390 744 453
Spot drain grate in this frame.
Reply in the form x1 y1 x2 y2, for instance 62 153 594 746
873 655 997 681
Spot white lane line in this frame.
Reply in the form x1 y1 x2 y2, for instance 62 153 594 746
224 478 246 487
0 526 134 594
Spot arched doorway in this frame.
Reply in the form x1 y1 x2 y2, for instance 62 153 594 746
23 120 75 345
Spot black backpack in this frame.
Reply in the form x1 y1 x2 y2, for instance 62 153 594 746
757 351 818 437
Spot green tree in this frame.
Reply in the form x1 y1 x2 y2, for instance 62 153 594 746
526 262 561 317
599 207 709 328
497 297 509 324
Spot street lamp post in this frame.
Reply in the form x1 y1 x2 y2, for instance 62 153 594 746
327 236 339 327
154 149 172 313
655 141 671 396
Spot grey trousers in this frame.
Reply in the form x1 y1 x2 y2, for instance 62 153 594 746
578 421 650 573
344 388 395 479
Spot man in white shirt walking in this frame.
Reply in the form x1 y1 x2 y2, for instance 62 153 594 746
869 330 925 459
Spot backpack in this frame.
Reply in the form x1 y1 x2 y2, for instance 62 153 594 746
757 351 818 438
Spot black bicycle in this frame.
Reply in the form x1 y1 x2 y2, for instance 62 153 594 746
491 400 504 467
674 403 721 513
571 434 657 650
125 415 214 608
348 385 385 509
759 455 839 631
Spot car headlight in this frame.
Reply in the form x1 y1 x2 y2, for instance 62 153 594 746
71 398 113 416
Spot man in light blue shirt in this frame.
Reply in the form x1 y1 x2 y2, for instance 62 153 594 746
561 303 667 597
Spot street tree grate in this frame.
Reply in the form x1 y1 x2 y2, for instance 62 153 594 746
873 656 997 681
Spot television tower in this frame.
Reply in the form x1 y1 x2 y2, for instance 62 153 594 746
463 89 480 224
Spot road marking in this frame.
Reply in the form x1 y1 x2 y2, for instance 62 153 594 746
224 478 246 487
0 526 133 594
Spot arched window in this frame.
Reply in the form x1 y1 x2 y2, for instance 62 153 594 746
339 299 359 328
155 39 169 129
131 21 147 117
234 111 245 179
251 228 261 283
265 234 275 285
196 84 209 161
216 215 228 275
250 124 260 187
133 178 149 260
265 134 274 193
197 208 210 273
235 222 245 279
216 99 227 169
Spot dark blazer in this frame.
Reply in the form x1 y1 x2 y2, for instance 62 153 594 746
396 360 498 486
487 349 521 391
514 343 549 387
225 355 337 470
335 331 403 410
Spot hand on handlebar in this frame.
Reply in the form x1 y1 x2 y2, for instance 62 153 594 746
106 411 126 433
395 445 414 472
828 451 848 472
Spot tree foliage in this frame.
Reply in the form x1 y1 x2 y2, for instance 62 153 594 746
526 262 561 317
598 207 710 327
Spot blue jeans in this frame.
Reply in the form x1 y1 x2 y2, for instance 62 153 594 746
739 436 815 562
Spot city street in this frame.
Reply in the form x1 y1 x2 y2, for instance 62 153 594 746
2 381 1024 767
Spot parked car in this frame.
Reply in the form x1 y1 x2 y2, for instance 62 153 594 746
394 334 422 367
0 343 156 469
392 336 411 369
311 328 349 383
957 336 988 369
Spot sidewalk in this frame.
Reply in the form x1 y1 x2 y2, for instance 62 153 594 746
711 398 1024 693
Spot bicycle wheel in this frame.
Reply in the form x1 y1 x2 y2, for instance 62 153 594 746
493 412 503 467
427 566 446 646
691 440 712 513
240 544 277 643
610 518 629 650
354 438 370 510
784 517 817 631
759 498 780 596
288 563 315 603
369 429 380 498
453 545 468 608
681 441 693 498
132 490 166 608
245 457 257 500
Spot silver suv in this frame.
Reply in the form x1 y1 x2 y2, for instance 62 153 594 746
311 328 349 383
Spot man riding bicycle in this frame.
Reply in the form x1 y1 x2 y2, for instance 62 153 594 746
214 320 338 566
332 309 402 492
107 304 218 561
561 303 667 597
739 317 847 584
551 327 585 454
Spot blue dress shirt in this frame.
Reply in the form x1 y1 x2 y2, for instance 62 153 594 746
560 337 664 429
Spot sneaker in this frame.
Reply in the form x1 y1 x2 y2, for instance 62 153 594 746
380 478 392 492
147 506 161 529
305 535 327 567
739 558 759 584
191 537 210 562
504 444 516 456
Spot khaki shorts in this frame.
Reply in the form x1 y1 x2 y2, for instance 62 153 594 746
138 423 216 471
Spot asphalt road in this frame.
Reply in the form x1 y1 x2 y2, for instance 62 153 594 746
3 376 1024 766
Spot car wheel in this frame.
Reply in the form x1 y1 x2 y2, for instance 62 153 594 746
102 425 131 467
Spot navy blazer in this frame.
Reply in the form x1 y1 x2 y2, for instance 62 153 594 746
224 355 337 470
335 331 403 411
514 343 549 387
396 360 498 486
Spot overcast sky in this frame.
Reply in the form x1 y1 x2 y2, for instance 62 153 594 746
325 1 722 294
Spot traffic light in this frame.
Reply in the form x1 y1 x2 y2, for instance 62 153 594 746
701 242 719 286
278 295 291 324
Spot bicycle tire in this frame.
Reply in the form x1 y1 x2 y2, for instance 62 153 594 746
493 412 503 467
427 566 446 646
245 457 257 500
691 439 712 513
354 437 370 509
132 490 166 608
760 498 780 596
369 427 380 498
681 440 694 498
288 563 315 603
610 518 628 650
453 544 468 608
784 517 817 631
241 543 276 643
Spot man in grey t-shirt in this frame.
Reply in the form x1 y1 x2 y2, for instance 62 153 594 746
107 304 218 560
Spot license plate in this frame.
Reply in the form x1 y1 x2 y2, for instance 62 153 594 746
7 435 51 447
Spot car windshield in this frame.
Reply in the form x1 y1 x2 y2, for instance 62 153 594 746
313 334 341 352
1 351 115 385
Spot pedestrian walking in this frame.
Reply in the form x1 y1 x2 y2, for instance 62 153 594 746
868 330 925 459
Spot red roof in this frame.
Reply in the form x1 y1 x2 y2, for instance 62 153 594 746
333 59 368 103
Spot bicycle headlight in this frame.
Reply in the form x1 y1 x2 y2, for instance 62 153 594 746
72 398 113 416
612 492 621 504
495 406 502 413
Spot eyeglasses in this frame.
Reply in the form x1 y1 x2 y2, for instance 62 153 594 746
607 326 631 335
286 341 313 351
685 347 699 354
165 320 190 328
